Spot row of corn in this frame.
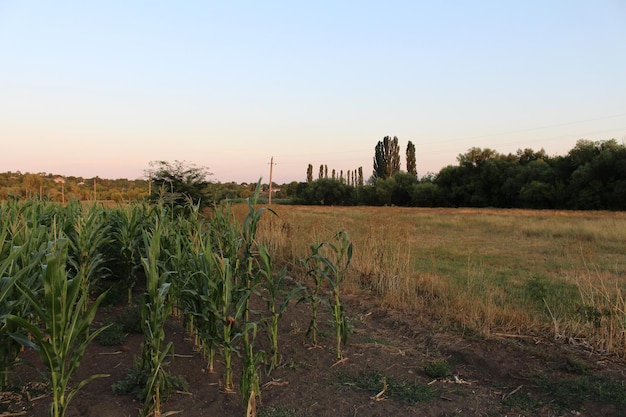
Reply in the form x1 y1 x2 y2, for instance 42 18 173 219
0 186 351 417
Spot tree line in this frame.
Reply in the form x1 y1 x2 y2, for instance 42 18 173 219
3 138 625 210
296 138 626 210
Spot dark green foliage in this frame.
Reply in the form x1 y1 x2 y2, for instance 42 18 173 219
406 140 417 177
96 322 126 346
423 359 451 379
373 136 401 180
115 305 143 334
292 138 618 209
298 178 355 205
146 160 217 211
430 140 626 210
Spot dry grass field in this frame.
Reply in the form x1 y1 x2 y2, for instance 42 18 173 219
248 205 626 357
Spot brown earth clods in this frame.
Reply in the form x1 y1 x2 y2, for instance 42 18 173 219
3 290 626 417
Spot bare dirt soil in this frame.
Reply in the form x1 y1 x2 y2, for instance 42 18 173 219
3 289 626 417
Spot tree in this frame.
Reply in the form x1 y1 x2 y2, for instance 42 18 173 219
146 160 215 210
390 172 418 206
298 178 354 205
406 141 417 178
23 173 43 199
373 136 401 180
515 148 547 165
306 164 313 183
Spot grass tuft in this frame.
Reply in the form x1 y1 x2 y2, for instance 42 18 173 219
338 370 436 404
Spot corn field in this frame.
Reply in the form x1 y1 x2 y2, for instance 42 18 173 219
0 193 351 417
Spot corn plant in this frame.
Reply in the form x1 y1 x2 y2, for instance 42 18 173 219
301 241 326 346
0 244 28 388
241 179 273 261
180 234 220 373
67 204 111 312
302 231 353 359
327 230 353 360
1 208 53 389
215 256 250 391
257 243 303 370
106 203 150 305
138 222 178 417
7 238 110 417
240 321 264 417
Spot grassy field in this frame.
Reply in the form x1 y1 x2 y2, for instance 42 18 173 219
243 205 626 357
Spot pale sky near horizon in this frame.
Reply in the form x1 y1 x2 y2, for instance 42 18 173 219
1 1 625 184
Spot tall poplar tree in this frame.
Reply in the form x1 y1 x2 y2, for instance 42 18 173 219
307 164 313 183
373 136 401 179
406 141 417 178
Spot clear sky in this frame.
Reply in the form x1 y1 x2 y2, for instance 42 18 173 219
1 1 625 183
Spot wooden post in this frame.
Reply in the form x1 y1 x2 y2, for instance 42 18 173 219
268 156 274 205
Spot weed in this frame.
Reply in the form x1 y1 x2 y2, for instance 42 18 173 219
501 387 541 410
96 322 126 346
361 336 390 345
282 359 312 371
502 372 626 413
258 406 302 417
423 359 452 379
339 370 436 404
112 361 188 401
537 373 626 412
115 305 143 334
561 355 589 375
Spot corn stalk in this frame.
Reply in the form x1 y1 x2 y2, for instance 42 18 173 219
302 231 352 359
257 243 303 370
7 238 110 417
139 222 177 417
328 230 352 360
67 204 111 312
301 241 326 346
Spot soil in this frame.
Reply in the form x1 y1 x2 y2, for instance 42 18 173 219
3 289 626 417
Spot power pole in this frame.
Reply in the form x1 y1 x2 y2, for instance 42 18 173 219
268 156 275 205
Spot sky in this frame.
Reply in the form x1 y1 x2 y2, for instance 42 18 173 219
1 1 625 184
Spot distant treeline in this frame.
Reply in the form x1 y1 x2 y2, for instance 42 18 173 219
0 173 150 202
3 139 625 210
294 139 626 210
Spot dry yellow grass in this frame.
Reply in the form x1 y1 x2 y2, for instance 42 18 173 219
232 204 626 356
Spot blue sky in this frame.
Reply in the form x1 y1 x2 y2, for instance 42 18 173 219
1 1 625 183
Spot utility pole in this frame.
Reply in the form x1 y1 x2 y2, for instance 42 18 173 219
268 156 276 205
